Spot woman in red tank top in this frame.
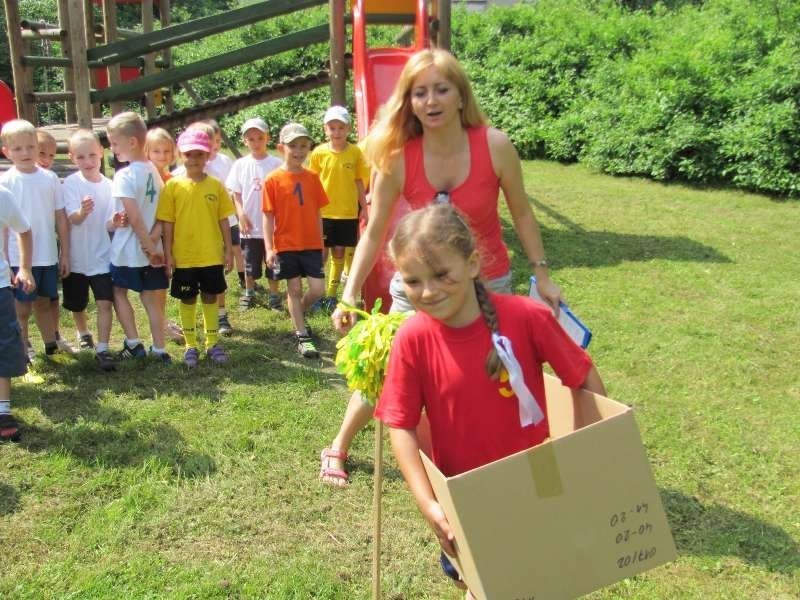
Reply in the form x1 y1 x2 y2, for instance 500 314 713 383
320 50 562 490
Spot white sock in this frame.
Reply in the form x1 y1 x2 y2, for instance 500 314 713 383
0 401 10 415
78 330 91 338
218 308 227 317
125 338 141 349
150 346 167 355
96 342 109 353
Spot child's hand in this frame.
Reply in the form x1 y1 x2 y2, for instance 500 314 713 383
238 213 252 236
224 247 233 273
12 267 36 295
112 211 129 229
422 500 457 557
79 195 95 217
165 256 174 279
332 305 358 335
59 253 70 278
146 248 165 267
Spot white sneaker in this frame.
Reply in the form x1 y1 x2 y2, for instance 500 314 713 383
56 338 77 354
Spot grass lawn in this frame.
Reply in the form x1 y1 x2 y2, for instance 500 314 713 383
1 160 798 599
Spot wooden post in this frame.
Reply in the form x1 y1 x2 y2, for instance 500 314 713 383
3 1 33 122
84 0 102 118
57 0 78 123
66 0 93 129
372 420 384 600
158 0 174 113
142 0 157 117
101 0 124 115
436 0 451 51
329 0 346 106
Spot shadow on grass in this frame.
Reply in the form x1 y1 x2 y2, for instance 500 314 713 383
0 482 20 515
661 488 799 575
501 197 731 286
11 327 341 477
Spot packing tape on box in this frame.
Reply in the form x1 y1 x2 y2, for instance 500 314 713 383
527 442 563 498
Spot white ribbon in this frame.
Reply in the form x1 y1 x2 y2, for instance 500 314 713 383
492 333 545 427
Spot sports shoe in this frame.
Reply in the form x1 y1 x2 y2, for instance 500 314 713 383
268 293 283 311
296 334 319 359
0 413 21 443
164 320 185 344
183 347 200 368
118 342 147 359
79 333 95 350
206 344 228 364
94 350 116 372
149 347 172 364
56 337 78 354
239 293 255 309
24 342 36 363
321 296 338 315
253 282 267 295
218 314 233 336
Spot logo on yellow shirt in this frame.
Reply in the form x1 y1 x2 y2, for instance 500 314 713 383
204 194 217 203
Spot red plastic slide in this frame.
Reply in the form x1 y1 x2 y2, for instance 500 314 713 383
0 81 17 128
352 0 429 312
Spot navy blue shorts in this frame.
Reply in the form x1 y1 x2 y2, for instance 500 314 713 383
110 264 169 292
230 224 241 246
275 250 324 280
11 265 58 302
241 238 276 280
0 287 28 378
440 552 462 582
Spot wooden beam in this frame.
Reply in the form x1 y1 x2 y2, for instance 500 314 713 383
22 56 73 67
3 1 35 122
436 0 451 51
142 0 156 117
30 91 76 103
91 25 330 104
87 0 326 66
66 0 93 128
57 0 77 123
101 0 124 115
158 0 174 113
329 0 346 106
84 0 103 118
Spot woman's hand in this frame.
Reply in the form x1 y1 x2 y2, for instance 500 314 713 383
423 499 457 556
535 275 562 316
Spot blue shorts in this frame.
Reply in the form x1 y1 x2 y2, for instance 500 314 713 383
0 287 28 378
11 265 58 302
439 552 462 582
110 264 169 292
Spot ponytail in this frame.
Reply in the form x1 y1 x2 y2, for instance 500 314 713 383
475 280 503 380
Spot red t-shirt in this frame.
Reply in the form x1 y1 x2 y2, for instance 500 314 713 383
403 126 510 280
375 294 592 477
262 168 329 252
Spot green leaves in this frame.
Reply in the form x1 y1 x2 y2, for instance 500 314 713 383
333 301 410 406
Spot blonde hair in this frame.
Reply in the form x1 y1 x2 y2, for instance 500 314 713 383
1 119 37 145
202 119 222 136
389 203 502 379
188 121 215 140
144 127 176 157
107 111 147 143
36 129 57 148
366 49 486 172
68 129 101 152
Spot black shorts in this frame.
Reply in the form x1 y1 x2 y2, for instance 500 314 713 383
170 265 227 300
62 272 114 311
323 218 359 248
230 223 241 246
241 238 275 280
275 250 324 280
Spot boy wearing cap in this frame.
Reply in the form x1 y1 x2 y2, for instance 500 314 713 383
156 129 235 367
308 106 369 313
262 123 329 359
225 117 283 310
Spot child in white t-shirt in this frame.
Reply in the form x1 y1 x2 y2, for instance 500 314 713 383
106 111 170 363
61 130 117 371
0 119 69 360
225 117 283 310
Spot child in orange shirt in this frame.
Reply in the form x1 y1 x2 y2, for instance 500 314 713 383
262 123 328 358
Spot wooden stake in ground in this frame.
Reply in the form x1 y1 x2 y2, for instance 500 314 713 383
372 419 384 599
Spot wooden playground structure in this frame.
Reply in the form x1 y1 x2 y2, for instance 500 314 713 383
1 0 453 153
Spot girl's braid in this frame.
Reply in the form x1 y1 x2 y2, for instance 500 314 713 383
475 279 503 380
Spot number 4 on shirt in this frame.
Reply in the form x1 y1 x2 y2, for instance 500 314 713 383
145 174 157 204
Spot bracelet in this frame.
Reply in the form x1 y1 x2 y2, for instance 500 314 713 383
531 258 549 268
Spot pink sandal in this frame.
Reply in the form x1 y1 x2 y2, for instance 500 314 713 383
319 448 349 486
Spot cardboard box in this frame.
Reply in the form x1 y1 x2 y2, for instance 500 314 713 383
421 374 677 600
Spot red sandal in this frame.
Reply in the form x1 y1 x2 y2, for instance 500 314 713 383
319 448 349 486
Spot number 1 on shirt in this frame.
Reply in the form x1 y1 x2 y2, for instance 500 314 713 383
293 182 304 206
